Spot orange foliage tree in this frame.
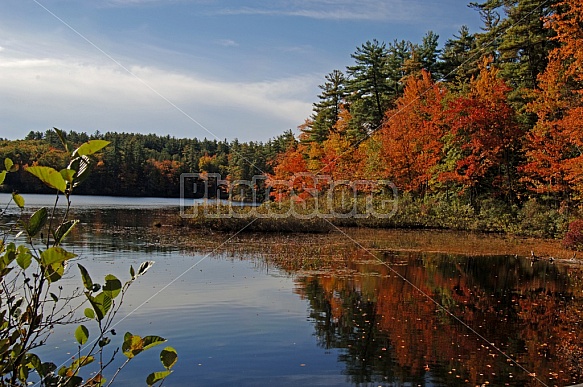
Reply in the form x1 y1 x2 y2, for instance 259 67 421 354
377 70 447 194
522 0 583 200
267 143 312 201
317 104 362 180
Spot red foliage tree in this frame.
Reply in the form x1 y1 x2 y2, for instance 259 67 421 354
440 58 521 198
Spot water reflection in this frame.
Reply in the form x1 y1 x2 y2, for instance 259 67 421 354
3 195 582 386
74 205 583 386
294 252 583 386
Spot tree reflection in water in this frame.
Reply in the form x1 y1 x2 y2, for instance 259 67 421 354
82 208 583 386
294 251 583 386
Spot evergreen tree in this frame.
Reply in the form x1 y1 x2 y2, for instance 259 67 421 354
417 31 441 77
304 70 346 143
345 40 393 141
469 0 504 63
470 0 557 112
385 40 412 98
497 0 558 92
439 25 477 85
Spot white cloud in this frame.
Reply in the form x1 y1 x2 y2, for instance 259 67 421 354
0 56 314 141
215 39 239 47
102 0 185 6
215 0 425 22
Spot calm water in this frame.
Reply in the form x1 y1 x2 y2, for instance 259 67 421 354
1 194 583 386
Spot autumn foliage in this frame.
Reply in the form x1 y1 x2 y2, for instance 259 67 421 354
440 58 521 197
378 70 446 194
269 0 583 216
521 0 583 198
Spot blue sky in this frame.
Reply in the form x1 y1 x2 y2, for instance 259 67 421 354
0 0 481 142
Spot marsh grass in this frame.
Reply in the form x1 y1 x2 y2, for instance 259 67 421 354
149 216 580 273
183 194 575 240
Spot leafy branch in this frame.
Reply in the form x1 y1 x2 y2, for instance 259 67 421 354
0 128 177 386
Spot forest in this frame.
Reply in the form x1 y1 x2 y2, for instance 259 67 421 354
1 0 583 240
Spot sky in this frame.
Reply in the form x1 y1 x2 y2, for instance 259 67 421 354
0 0 482 143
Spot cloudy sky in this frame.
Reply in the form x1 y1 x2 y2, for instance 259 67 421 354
0 0 481 142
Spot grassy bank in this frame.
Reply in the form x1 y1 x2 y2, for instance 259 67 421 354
182 194 580 244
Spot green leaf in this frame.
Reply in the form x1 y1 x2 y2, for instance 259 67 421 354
4 158 13 172
0 339 10 355
160 347 178 369
0 171 6 185
40 247 75 282
70 355 94 371
16 246 32 270
18 363 29 381
60 169 76 184
83 308 95 320
26 166 67 193
57 365 67 377
73 140 110 157
2 243 16 266
98 337 111 347
146 370 172 386
31 360 55 378
75 325 89 345
129 265 135 279
53 220 78 245
53 127 71 154
87 292 111 321
25 353 42 373
103 275 122 299
44 263 65 283
78 264 93 291
142 336 166 351
50 293 59 303
12 193 24 209
41 247 77 266
122 334 144 359
26 207 48 237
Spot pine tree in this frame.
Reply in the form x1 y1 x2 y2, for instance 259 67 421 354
498 0 557 92
440 25 477 85
417 31 441 77
345 40 394 141
399 32 441 80
305 70 346 143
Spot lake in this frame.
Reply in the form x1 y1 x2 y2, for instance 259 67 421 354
1 194 583 386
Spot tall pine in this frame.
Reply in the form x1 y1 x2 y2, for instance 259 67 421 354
345 40 394 142
303 70 346 143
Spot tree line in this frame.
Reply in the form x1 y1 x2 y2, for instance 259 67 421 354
0 130 294 197
1 0 582 216
274 0 583 213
